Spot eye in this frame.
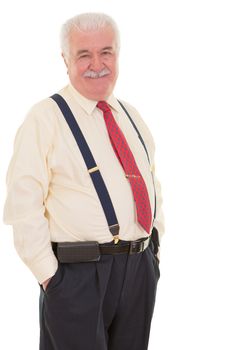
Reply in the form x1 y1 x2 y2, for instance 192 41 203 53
79 54 90 59
101 50 112 56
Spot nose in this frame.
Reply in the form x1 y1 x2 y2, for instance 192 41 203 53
89 54 104 71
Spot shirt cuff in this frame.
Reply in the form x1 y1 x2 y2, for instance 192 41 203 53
30 254 58 284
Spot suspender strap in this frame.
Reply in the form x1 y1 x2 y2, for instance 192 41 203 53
50 94 119 239
117 100 150 164
117 100 156 221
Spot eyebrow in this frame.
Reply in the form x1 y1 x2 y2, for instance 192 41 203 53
101 46 113 51
76 46 114 56
76 50 89 56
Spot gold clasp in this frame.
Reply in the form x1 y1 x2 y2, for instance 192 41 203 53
125 174 141 178
113 235 120 244
150 164 155 173
88 166 99 174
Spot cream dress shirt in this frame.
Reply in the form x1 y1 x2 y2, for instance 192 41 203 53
3 84 164 283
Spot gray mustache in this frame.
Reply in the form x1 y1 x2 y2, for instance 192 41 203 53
83 68 111 78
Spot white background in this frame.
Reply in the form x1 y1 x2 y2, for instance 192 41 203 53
1 0 233 349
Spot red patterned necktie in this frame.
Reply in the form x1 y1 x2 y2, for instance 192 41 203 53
97 101 152 234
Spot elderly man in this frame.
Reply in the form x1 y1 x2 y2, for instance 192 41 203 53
4 12 164 350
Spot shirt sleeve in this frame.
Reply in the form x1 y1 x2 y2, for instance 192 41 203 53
3 103 58 284
152 166 165 243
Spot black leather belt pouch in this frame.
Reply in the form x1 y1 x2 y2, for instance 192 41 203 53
150 227 159 256
56 241 101 263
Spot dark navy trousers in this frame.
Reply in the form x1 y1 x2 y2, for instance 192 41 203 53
39 240 160 350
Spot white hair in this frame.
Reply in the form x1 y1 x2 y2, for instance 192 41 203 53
60 12 120 58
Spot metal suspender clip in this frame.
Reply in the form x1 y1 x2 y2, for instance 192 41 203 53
88 166 99 174
109 224 120 244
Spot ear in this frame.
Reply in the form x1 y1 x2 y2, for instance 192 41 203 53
61 52 68 68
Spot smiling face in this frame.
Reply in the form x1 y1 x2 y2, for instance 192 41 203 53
63 26 119 101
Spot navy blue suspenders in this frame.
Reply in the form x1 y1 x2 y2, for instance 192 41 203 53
50 94 156 242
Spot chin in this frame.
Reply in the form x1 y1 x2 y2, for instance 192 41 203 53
86 78 116 100
89 93 109 101
88 88 113 101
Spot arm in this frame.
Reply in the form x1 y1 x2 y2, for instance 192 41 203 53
3 103 58 284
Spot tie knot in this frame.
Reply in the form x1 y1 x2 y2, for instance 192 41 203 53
97 101 111 114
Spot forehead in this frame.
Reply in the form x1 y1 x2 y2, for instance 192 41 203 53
69 27 117 53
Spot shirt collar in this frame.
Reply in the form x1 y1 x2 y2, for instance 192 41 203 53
68 83 121 116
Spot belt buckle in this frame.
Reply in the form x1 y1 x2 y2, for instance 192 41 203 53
129 240 144 255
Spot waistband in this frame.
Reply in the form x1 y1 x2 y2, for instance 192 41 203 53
52 237 151 263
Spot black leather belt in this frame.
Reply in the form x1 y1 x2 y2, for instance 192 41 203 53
52 237 151 263
99 237 150 255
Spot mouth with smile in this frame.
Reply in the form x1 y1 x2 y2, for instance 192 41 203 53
83 67 111 79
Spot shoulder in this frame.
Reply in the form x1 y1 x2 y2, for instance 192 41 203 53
13 96 61 151
24 85 76 128
25 96 58 127
19 91 67 142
